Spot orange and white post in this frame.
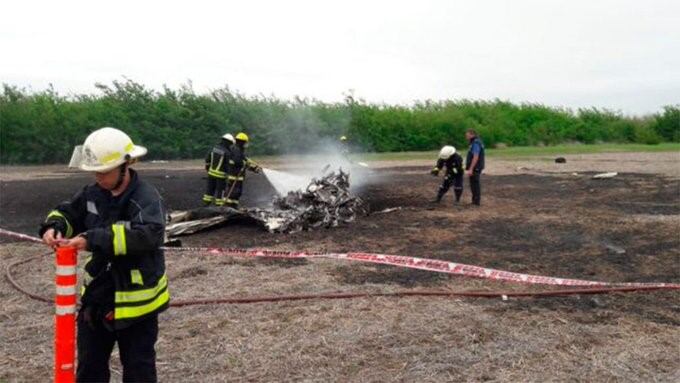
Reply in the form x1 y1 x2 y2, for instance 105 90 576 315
54 246 77 383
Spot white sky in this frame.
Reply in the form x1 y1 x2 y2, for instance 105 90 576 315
1 0 678 114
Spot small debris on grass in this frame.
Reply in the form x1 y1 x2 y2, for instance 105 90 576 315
593 172 618 179
555 157 567 164
604 243 626 255
373 207 402 215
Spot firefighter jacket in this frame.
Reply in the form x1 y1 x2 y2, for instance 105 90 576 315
205 140 232 179
39 169 168 330
435 152 464 177
227 145 258 182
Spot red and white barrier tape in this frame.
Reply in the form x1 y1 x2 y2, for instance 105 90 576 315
3 227 679 289
0 228 43 244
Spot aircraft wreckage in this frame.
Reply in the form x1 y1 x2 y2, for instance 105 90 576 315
166 168 367 237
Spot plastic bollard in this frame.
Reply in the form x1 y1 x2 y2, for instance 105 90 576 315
54 247 77 383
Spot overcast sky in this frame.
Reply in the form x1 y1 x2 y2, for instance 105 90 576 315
1 0 678 114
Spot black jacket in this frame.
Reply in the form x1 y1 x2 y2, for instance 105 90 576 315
40 169 169 329
205 140 232 179
227 144 257 181
435 153 464 178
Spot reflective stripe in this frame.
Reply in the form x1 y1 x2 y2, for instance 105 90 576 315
208 170 226 178
202 195 214 202
56 265 76 276
216 156 224 173
115 274 168 303
124 142 134 153
228 176 244 181
56 285 77 295
112 224 127 256
115 288 169 320
130 269 144 285
101 151 122 164
86 201 99 215
46 210 73 238
208 152 226 178
55 304 76 315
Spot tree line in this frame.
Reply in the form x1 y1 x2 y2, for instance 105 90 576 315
1 80 678 164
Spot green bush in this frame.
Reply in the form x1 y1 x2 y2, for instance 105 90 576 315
651 105 680 142
0 80 676 164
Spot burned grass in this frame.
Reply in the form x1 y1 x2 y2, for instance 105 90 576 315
1 163 679 381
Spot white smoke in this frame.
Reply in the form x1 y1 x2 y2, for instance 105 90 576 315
261 141 376 197
262 168 309 195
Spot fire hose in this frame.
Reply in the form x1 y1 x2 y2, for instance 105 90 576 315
5 255 676 307
2 228 678 307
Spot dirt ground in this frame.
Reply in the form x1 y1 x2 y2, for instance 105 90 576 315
1 153 679 382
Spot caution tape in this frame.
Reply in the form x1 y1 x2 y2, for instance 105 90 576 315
3 227 679 289
0 228 43 244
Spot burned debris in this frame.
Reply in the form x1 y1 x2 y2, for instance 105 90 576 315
166 168 367 236
249 169 367 233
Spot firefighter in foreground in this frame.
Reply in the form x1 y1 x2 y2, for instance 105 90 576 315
203 133 235 206
225 132 262 208
431 145 464 204
40 127 168 382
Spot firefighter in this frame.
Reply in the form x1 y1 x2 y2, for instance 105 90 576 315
465 129 485 206
225 132 261 208
203 133 235 206
39 127 168 382
339 135 350 157
431 145 464 204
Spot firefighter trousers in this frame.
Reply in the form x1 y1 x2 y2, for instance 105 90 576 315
203 176 227 205
76 309 159 383
225 180 243 208
437 174 464 202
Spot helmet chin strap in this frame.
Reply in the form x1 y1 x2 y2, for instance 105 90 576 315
113 157 130 191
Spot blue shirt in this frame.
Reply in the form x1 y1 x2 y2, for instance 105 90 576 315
465 137 485 172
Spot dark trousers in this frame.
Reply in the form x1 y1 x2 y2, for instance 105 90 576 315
76 310 158 383
469 171 481 205
225 180 243 208
204 176 226 204
437 174 464 202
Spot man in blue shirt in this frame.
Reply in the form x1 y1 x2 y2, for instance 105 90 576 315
465 129 485 206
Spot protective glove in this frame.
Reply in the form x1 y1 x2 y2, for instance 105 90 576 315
253 165 262 174
430 168 439 176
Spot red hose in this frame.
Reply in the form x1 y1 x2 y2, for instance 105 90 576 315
6 256 676 308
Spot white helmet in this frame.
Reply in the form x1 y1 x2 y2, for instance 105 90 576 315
222 133 235 143
79 127 147 172
438 145 456 160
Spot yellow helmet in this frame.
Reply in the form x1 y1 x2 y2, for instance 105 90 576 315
235 132 249 142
